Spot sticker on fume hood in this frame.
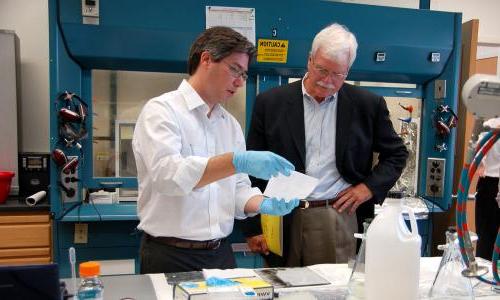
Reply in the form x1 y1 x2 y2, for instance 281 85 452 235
257 39 288 63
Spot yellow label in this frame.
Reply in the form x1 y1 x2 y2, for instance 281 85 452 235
257 39 289 63
233 277 271 288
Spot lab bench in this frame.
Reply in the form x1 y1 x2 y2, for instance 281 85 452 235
61 257 499 299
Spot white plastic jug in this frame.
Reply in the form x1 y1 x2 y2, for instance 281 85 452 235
365 198 421 300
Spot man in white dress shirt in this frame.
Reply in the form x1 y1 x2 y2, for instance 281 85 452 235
132 26 299 273
475 117 500 260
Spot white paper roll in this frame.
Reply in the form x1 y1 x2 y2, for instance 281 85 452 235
25 191 47 206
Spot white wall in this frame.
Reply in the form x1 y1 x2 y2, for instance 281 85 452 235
431 0 500 75
431 0 500 44
0 1 498 154
338 0 419 9
0 0 49 152
339 1 500 44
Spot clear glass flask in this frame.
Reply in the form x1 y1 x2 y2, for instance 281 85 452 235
347 219 372 300
429 227 474 300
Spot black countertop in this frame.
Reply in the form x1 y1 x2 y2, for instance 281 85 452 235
0 195 50 211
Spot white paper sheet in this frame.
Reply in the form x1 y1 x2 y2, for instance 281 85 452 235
205 6 256 45
147 273 172 300
202 268 258 279
264 171 319 200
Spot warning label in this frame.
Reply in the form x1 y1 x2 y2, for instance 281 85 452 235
257 39 288 63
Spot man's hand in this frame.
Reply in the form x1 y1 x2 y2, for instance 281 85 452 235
233 151 294 180
246 235 269 255
259 197 299 216
333 183 373 215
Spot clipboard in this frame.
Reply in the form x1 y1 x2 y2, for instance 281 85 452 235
261 214 283 256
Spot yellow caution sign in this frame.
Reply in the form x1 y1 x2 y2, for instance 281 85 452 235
257 39 288 63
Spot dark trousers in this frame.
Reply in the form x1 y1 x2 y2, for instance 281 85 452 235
139 234 236 274
475 176 500 260
262 252 286 268
261 207 357 267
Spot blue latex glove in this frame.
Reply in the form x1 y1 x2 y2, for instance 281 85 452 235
233 151 294 180
259 197 300 216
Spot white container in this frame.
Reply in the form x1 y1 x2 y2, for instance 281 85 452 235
365 198 421 300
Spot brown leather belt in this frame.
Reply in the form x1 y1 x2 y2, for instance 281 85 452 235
145 233 223 250
299 197 339 209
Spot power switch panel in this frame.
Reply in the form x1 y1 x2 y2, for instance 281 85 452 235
74 223 88 244
60 156 79 203
434 80 446 99
426 157 446 198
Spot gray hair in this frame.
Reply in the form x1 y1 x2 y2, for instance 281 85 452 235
310 23 358 68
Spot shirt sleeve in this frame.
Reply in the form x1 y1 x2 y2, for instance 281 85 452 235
133 99 208 196
231 121 262 219
234 173 262 219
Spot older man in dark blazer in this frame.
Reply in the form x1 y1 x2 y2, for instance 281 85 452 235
239 23 408 267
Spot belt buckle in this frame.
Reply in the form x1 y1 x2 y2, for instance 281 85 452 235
212 239 221 250
300 200 309 209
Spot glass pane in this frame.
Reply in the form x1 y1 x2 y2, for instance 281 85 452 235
91 70 247 182
385 97 421 196
92 70 187 179
116 122 138 200
117 122 136 177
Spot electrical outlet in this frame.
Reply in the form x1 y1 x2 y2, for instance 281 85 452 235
74 223 88 244
434 80 446 99
82 0 99 17
425 157 446 198
61 156 79 203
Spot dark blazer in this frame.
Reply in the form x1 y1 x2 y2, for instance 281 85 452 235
238 80 408 264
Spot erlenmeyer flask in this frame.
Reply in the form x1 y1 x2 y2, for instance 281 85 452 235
347 219 372 300
429 227 474 299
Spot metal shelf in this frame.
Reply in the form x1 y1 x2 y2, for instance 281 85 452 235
59 203 138 222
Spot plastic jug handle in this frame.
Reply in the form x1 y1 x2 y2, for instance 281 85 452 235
407 207 419 237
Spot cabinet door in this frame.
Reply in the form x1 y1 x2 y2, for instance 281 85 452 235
0 211 51 264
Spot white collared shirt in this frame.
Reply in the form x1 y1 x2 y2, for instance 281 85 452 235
132 80 261 240
480 117 500 178
301 76 351 200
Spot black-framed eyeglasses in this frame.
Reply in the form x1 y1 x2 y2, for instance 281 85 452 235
310 56 348 80
222 61 249 81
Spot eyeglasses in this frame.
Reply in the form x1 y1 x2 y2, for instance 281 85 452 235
310 56 348 80
222 61 249 81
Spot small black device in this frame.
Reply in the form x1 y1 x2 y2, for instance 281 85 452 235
0 263 61 300
18 152 50 197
